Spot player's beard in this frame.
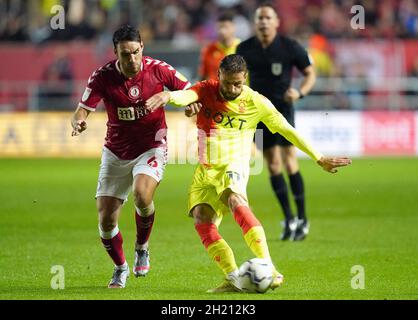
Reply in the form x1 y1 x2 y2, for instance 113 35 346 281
221 89 240 101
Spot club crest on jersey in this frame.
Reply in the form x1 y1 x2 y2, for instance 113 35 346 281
272 63 282 76
239 100 246 113
128 86 141 99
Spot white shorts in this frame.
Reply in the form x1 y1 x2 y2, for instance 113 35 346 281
96 146 167 201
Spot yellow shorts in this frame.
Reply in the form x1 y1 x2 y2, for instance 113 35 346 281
188 164 249 223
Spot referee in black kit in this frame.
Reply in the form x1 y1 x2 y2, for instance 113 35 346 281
236 3 316 241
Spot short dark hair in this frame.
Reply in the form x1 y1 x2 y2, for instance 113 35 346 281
219 54 247 74
113 25 142 49
258 2 278 13
217 12 235 23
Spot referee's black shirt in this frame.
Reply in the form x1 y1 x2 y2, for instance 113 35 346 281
236 35 311 111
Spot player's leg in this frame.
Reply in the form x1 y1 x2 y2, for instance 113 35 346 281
96 147 133 288
97 196 125 266
257 122 294 227
132 173 158 277
224 191 284 289
224 191 266 258
264 145 296 240
281 145 309 241
97 196 129 288
264 145 293 221
131 146 167 277
192 204 240 292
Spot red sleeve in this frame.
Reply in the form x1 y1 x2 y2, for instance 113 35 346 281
190 81 207 100
78 69 104 111
190 80 220 102
155 60 191 91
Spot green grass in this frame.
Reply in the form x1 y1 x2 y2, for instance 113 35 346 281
0 158 417 300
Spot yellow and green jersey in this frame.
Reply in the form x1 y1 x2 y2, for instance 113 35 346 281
169 79 323 169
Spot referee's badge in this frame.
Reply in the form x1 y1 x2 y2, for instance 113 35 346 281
272 63 282 76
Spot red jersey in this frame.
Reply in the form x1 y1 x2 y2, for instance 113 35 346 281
78 57 190 159
198 39 240 80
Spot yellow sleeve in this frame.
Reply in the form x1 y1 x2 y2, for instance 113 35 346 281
254 93 323 162
168 90 199 107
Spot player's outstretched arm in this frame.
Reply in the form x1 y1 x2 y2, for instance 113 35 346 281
257 93 352 174
145 92 171 112
317 156 352 174
268 119 352 174
146 90 199 112
71 106 90 136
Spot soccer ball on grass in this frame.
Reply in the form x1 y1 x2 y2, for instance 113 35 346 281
238 258 274 293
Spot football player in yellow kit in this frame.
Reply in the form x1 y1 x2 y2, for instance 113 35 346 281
146 54 351 293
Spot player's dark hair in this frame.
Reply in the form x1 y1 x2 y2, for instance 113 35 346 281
113 25 142 49
257 2 278 14
219 54 247 74
217 11 235 23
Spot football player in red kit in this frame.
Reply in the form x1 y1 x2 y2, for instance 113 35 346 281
71 25 190 288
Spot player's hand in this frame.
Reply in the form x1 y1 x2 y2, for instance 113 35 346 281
71 120 87 136
284 88 301 103
317 156 352 173
185 102 202 117
145 92 170 112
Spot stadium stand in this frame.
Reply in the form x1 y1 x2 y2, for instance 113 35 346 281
0 0 417 112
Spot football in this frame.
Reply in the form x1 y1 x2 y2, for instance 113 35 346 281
238 258 274 293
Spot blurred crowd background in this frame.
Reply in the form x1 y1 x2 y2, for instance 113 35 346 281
0 0 418 112
2 0 418 43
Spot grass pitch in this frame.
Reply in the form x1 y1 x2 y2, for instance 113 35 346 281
0 157 417 300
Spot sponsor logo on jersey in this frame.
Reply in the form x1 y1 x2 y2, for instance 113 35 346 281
202 107 247 130
117 106 151 121
271 63 282 76
117 107 136 121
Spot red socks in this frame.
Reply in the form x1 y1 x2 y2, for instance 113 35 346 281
101 231 126 266
195 223 222 248
135 212 155 246
233 205 261 234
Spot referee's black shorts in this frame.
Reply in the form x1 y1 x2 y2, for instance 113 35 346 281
254 106 295 150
